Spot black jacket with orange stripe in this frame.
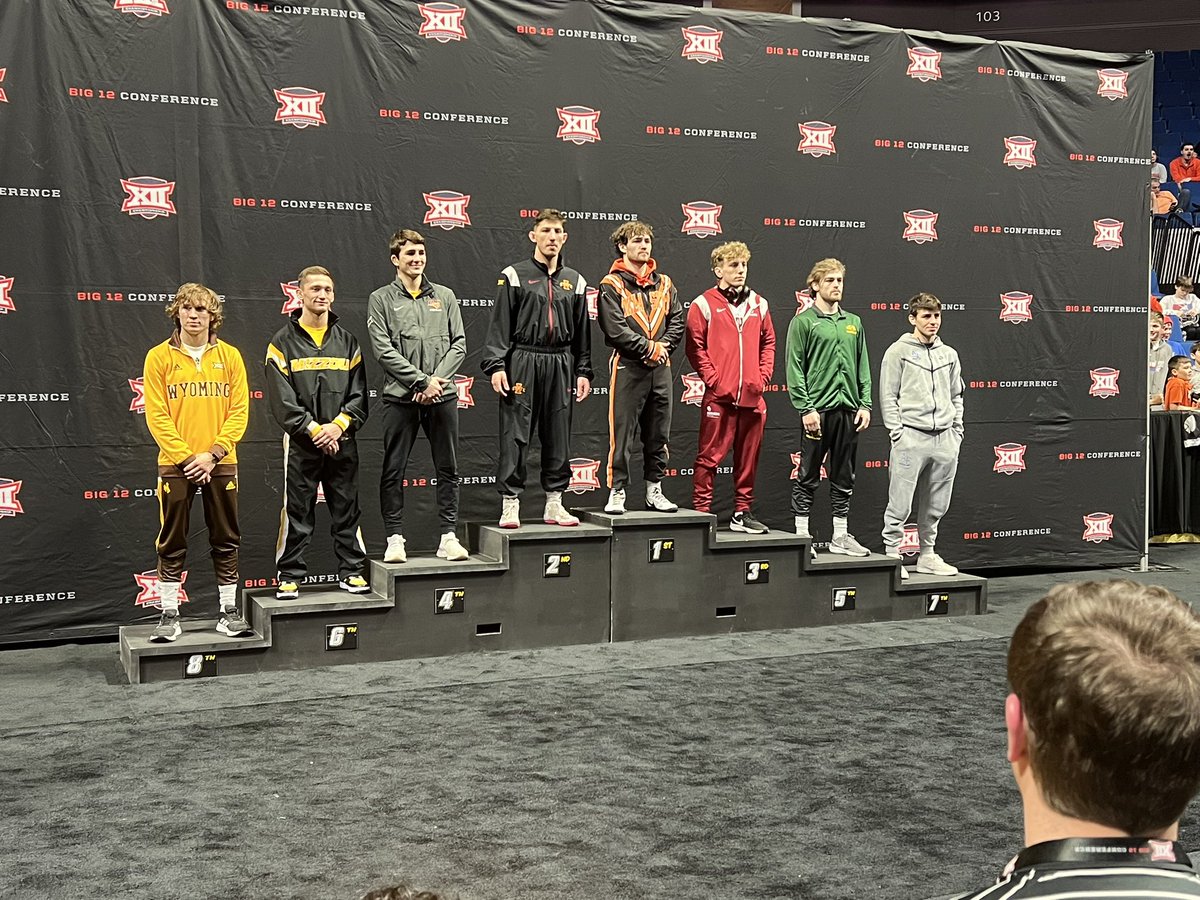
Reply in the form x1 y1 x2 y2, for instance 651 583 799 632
597 258 684 369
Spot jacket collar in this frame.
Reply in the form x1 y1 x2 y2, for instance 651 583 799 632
289 308 340 329
531 255 565 277
394 275 432 298
168 329 217 350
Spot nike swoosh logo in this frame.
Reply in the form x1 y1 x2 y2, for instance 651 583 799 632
527 279 541 285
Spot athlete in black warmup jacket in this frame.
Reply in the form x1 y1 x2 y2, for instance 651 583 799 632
266 266 369 599
481 209 592 528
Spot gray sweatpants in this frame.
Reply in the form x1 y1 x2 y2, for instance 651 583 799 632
881 427 961 552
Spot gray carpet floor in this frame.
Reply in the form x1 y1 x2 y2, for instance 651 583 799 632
2 547 1198 900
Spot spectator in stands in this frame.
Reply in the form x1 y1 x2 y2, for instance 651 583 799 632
1170 142 1200 187
1151 178 1179 215
1163 276 1200 338
952 580 1200 900
1150 311 1172 408
1190 342 1200 399
1152 148 1168 184
1164 356 1199 410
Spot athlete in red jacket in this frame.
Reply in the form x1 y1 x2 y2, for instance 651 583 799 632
685 241 776 532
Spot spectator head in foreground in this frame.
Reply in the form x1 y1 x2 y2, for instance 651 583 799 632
1006 580 1200 843
362 885 450 900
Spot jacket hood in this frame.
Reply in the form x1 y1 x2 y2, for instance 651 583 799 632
609 257 658 287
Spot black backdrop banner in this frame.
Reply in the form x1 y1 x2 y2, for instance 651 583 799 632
0 0 1149 642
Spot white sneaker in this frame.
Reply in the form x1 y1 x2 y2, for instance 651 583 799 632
829 533 871 557
605 488 626 515
499 496 520 529
886 551 910 580
437 532 469 561
916 551 958 576
543 491 580 526
384 534 406 563
645 482 678 512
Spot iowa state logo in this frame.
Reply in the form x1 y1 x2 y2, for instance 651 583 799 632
567 458 601 493
0 478 23 517
1093 218 1124 251
280 280 302 314
999 291 1034 324
1088 367 1120 398
418 3 467 42
680 372 706 405
121 176 176 219
114 0 170 17
556 106 601 144
274 87 326 129
133 570 189 608
453 374 474 409
681 201 722 237
0 275 14 314
1096 68 1128 100
422 190 471 230
902 209 938 244
1003 135 1037 169
906 46 942 82
798 121 837 158
129 377 146 414
1082 511 1114 542
993 442 1027 475
681 25 723 64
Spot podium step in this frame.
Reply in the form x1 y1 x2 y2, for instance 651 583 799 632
119 511 988 684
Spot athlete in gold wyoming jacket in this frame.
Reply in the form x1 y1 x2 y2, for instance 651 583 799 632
143 283 251 642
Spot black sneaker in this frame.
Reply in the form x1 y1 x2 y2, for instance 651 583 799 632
730 511 769 534
216 608 253 637
149 610 181 643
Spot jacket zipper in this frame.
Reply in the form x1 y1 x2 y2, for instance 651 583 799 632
926 343 937 430
546 275 555 337
734 296 746 405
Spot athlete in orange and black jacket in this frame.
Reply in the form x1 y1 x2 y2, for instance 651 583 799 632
596 220 684 514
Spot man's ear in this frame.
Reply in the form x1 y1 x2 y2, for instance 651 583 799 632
1005 693 1027 764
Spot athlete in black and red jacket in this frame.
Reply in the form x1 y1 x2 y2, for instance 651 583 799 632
481 209 593 528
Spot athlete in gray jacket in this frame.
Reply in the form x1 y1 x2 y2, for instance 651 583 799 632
367 229 468 563
879 293 964 578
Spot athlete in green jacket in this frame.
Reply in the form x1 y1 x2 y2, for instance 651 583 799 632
786 258 872 557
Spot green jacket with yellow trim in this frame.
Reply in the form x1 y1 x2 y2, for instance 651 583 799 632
265 310 369 440
786 305 872 414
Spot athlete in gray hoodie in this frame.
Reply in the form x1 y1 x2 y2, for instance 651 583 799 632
879 293 964 578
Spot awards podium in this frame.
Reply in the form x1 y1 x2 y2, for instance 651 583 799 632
120 509 987 684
